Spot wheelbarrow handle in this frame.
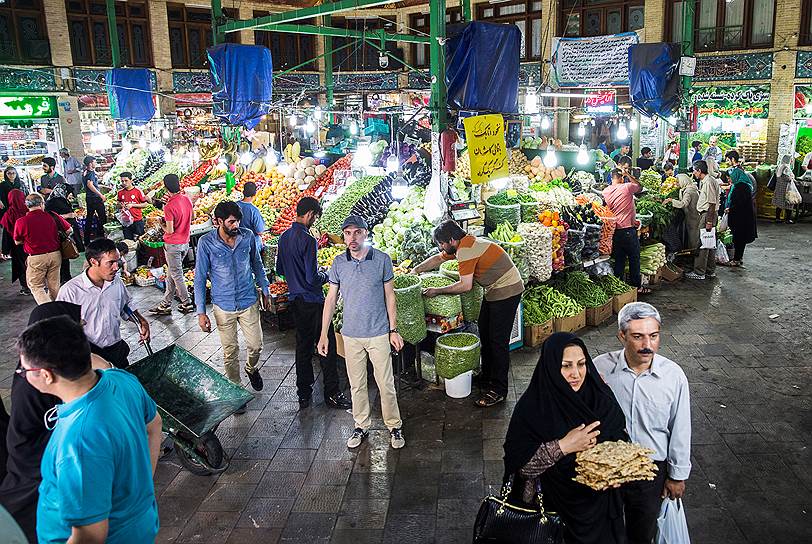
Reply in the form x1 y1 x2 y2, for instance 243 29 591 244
124 306 153 356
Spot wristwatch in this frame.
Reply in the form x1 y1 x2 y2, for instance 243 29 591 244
389 328 398 334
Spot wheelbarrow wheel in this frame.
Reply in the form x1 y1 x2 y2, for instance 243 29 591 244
175 431 225 476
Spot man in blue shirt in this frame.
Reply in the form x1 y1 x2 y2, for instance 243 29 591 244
17 315 162 544
236 181 266 248
277 197 352 410
195 201 270 398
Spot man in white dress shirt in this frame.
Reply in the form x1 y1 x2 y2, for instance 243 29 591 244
594 302 691 544
57 238 150 368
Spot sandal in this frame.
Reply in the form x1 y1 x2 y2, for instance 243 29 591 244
637 287 652 295
475 391 505 408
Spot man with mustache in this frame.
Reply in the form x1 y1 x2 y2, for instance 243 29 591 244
594 302 691 544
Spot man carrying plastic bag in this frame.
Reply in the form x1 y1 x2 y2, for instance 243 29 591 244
656 498 690 543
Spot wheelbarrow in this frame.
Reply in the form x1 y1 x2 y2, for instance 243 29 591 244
127 336 254 475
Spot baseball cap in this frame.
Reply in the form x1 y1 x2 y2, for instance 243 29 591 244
341 215 368 231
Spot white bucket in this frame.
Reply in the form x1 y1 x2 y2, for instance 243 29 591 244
444 370 473 398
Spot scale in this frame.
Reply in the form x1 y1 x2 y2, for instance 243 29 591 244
449 199 480 225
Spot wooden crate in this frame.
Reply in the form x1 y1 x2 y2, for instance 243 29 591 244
660 263 683 283
612 290 638 314
523 319 554 348
554 310 586 333
586 301 613 327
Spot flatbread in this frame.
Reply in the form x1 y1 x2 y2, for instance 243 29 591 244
572 441 659 491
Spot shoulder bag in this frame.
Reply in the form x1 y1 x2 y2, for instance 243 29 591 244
473 474 565 544
49 212 80 260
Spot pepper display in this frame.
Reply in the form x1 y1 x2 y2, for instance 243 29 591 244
595 274 634 295
522 284 583 319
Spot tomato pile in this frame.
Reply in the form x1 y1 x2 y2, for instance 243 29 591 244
181 160 215 189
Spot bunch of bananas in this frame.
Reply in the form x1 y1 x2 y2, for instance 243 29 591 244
283 142 301 164
199 141 222 161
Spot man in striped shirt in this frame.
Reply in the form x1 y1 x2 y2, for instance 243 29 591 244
413 220 523 407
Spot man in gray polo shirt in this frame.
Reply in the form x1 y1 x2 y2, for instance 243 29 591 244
319 215 406 450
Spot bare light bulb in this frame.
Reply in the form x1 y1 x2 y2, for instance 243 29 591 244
577 143 589 165
541 115 551 130
616 122 628 140
289 114 297 128
350 120 359 135
577 123 586 137
629 117 638 130
355 143 372 167
386 155 399 174
239 151 253 165
543 143 558 168
525 93 539 114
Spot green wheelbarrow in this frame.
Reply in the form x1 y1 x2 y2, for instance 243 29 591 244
127 342 254 475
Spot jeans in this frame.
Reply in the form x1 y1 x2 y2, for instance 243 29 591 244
90 339 130 369
478 294 522 397
343 334 402 431
212 303 263 383
291 297 340 400
621 460 668 544
612 227 642 288
161 243 190 305
122 219 145 241
83 198 107 244
693 212 717 276
26 250 61 305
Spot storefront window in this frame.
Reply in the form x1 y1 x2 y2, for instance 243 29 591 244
0 0 50 65
66 0 152 67
409 8 463 68
559 0 643 37
803 1 812 45
254 12 317 72
666 0 775 51
477 0 542 60
167 4 238 69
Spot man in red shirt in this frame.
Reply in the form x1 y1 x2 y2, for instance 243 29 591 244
116 171 149 240
150 174 194 315
13 193 72 304
602 168 649 294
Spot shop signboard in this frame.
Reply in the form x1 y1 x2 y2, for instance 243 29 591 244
691 85 770 119
462 113 508 185
551 32 639 87
583 89 617 114
0 96 57 119
793 85 812 119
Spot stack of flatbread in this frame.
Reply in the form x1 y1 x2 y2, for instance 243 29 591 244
573 441 658 491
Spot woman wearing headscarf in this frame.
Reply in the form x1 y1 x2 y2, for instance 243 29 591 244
0 189 30 295
664 173 700 253
503 333 629 544
43 181 82 284
0 167 23 260
772 155 796 224
0 302 111 543
724 160 758 268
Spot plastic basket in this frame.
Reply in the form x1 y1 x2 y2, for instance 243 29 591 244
485 200 521 229
637 213 654 227
135 274 156 287
140 238 165 249
435 332 481 379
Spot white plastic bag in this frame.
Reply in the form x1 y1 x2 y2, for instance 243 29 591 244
787 180 803 206
699 227 716 250
715 240 729 264
116 208 133 227
423 171 447 224
656 498 691 544
717 212 729 233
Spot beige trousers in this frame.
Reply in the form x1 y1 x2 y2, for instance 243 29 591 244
343 334 402 431
212 302 263 383
27 250 62 305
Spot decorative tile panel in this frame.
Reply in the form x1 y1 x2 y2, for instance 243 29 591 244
173 71 211 93
407 70 431 89
519 62 542 87
335 72 398 91
693 52 773 82
274 73 320 93
796 51 812 79
74 68 157 93
0 67 57 92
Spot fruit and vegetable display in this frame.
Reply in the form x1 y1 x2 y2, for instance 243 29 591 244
393 275 427 345
269 280 288 296
351 173 394 228
552 271 610 308
518 223 553 281
590 203 616 255
561 204 601 230
522 284 583 320
401 223 436 265
439 260 484 322
332 297 343 332
454 151 471 179
508 149 530 175
133 151 167 185
660 176 680 196
317 245 345 268
571 171 598 193
530 183 577 211
420 274 463 317
371 188 430 262
435 332 481 380
639 169 662 193
316 176 385 235
490 222 528 283
595 274 634 295
639 243 666 276
563 226 586 267
525 156 567 184
518 193 541 222
181 160 216 189
636 197 675 240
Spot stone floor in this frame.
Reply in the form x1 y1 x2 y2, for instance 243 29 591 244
1 220 810 543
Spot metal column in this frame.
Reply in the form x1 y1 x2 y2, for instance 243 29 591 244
461 0 471 22
429 0 447 132
324 15 335 110
105 0 121 67
678 0 695 170
212 0 224 45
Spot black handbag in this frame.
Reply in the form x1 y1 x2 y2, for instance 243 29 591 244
473 475 565 544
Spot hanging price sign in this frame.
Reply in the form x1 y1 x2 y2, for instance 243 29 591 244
462 114 508 185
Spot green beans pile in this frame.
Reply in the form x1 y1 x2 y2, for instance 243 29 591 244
393 275 427 345
435 332 481 379
522 284 583 321
553 272 610 308
595 274 634 295
420 274 463 317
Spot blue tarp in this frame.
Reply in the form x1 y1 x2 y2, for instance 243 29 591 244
445 22 520 113
106 68 155 123
628 43 681 118
208 44 273 129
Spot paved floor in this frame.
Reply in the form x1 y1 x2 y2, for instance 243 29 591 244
1 220 810 543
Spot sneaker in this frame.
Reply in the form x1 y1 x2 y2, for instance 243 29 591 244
325 392 352 409
178 301 195 314
19 289 31 296
148 303 172 315
390 428 406 449
246 369 264 391
706 272 717 278
347 428 369 449
685 272 705 280
298 396 311 409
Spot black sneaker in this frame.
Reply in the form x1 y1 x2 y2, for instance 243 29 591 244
246 369 264 391
298 396 311 409
178 301 195 314
148 303 172 316
325 392 352 409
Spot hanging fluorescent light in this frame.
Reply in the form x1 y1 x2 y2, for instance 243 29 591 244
577 143 589 165
289 114 298 128
161 128 170 139
386 155 399 174
616 122 628 140
543 143 558 168
577 123 586 137
239 151 254 165
350 120 359 135
540 115 551 130
391 175 408 200
525 92 539 114
629 117 639 130
355 143 372 167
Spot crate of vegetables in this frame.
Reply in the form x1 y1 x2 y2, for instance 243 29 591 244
485 192 521 230
595 274 637 314
585 301 613 327
524 319 554 348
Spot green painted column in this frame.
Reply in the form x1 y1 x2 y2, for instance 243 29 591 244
106 0 121 68
429 0 447 132
324 14 335 110
462 0 471 22
678 0 694 171
212 0 224 46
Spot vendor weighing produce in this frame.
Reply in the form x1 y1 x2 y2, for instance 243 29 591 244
412 220 523 408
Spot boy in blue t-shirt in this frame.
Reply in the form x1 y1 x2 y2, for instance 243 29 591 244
17 316 162 544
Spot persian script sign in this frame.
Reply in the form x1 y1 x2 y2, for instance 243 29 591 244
552 32 640 87
463 114 508 185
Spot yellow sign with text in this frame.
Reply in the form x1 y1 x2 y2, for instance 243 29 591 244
462 114 508 185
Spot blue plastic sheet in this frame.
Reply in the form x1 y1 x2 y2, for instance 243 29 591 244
208 44 273 129
106 68 155 123
445 22 520 113
629 43 681 118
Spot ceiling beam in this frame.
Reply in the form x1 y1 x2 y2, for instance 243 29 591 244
219 0 400 33
254 23 430 44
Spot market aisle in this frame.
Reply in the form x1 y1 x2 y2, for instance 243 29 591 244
0 220 809 544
